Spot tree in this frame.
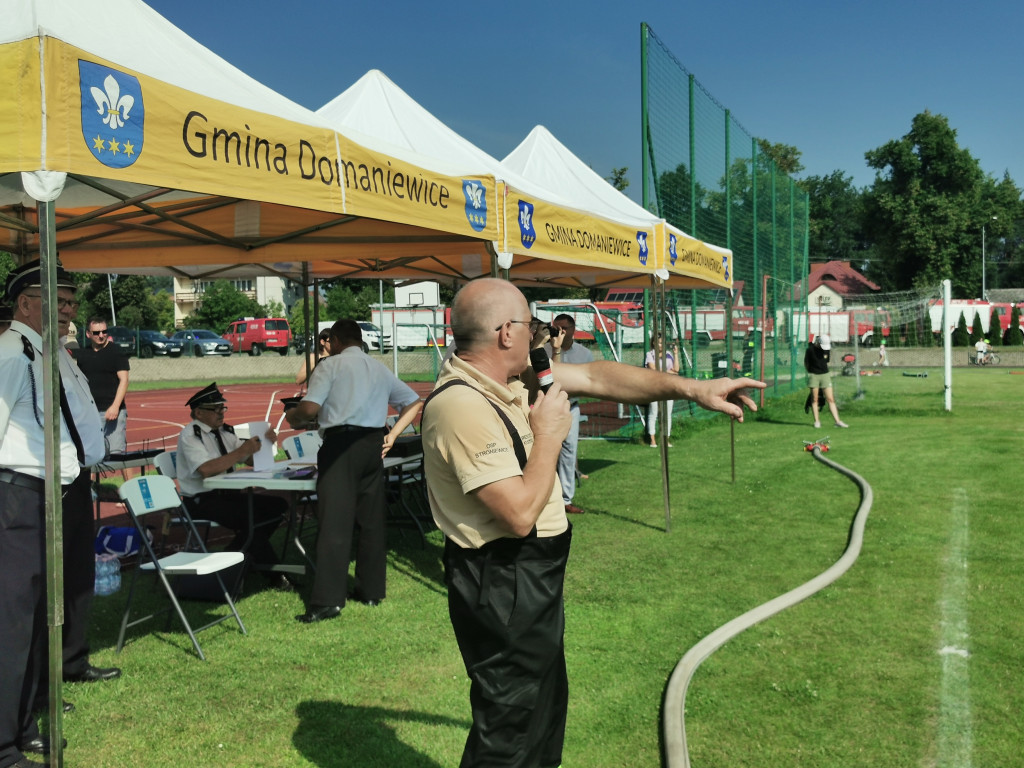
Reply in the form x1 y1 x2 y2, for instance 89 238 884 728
111 274 158 328
862 111 1011 295
799 171 871 265
756 140 805 176
1006 304 1023 346
988 307 1002 347
952 312 969 346
190 280 262 332
606 168 629 192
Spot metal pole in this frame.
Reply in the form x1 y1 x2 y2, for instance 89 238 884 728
107 273 116 325
982 224 986 301
41 202 67 768
943 279 953 411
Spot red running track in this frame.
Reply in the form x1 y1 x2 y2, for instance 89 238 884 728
121 381 434 454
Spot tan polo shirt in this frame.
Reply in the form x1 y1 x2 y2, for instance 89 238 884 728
423 355 568 549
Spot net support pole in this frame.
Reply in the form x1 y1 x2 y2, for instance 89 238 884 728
943 279 952 411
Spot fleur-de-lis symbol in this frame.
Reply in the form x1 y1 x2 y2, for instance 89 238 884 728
637 232 647 250
722 255 730 281
90 74 134 130
520 207 532 229
466 182 484 209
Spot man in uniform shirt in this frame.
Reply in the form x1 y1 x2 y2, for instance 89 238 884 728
420 278 764 768
73 316 130 457
176 383 289 589
0 259 107 768
286 319 422 624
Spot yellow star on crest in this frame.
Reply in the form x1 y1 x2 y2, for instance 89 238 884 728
92 135 105 152
122 140 135 158
108 137 120 155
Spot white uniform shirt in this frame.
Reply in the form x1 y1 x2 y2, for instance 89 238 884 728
0 321 104 482
176 419 244 497
304 346 420 431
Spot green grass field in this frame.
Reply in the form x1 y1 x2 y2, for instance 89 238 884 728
55 367 1023 767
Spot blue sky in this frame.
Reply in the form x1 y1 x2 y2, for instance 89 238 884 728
146 0 1024 202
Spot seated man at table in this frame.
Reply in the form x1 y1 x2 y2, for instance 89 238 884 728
176 382 290 590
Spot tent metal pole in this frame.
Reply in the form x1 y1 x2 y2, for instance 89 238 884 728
41 201 67 768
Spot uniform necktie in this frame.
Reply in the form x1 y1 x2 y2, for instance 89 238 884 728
211 428 233 472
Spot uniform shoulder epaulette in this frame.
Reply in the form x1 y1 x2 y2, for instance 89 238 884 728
221 424 235 434
193 424 203 439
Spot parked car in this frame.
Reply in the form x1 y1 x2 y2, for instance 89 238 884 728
105 326 136 355
133 330 182 358
169 329 232 357
357 321 392 351
223 317 292 356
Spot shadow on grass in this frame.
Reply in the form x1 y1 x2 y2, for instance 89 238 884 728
294 700 468 768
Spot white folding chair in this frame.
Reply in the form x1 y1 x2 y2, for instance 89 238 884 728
283 430 322 461
117 475 247 660
153 450 218 552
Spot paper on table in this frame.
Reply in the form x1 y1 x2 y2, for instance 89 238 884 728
247 421 275 471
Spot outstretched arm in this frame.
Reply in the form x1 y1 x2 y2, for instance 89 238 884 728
552 360 765 422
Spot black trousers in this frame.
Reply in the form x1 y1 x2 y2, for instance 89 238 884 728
59 471 95 677
0 481 46 768
311 428 386 607
185 490 287 570
444 526 573 768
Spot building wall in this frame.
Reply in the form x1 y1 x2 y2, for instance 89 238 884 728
172 276 301 327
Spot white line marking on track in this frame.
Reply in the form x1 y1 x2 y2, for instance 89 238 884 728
937 487 972 768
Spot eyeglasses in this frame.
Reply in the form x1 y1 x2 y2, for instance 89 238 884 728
198 405 228 413
90 330 108 337
495 317 544 334
22 293 80 311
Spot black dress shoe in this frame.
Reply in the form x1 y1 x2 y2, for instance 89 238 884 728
64 700 75 714
295 605 341 623
64 664 122 683
19 735 67 754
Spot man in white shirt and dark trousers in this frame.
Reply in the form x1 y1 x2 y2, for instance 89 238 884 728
546 314 592 515
0 259 107 768
286 319 422 624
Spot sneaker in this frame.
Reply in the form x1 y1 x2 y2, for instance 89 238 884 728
813 421 821 429
835 421 849 428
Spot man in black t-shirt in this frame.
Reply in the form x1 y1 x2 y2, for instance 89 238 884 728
73 316 130 457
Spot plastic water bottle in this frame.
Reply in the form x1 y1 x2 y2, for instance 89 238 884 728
94 554 121 596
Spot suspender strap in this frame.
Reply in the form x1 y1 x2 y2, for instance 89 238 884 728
424 379 527 470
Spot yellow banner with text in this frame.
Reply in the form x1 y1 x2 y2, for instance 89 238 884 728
504 189 658 274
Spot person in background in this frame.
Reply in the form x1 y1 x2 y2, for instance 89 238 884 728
72 316 130 457
974 337 991 365
421 278 764 768
876 342 888 367
546 314 592 515
175 383 290 590
645 333 680 448
285 319 422 624
804 334 848 429
1 259 108 767
295 328 333 388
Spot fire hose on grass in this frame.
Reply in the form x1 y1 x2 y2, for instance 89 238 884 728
662 441 873 768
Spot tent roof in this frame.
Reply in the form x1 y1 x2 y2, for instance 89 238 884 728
503 126 732 290
1 0 501 282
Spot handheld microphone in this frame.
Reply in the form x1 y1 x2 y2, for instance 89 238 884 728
530 348 554 393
